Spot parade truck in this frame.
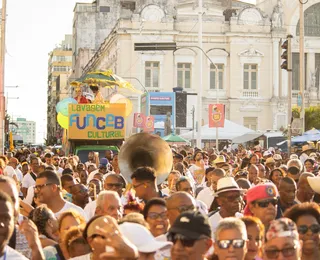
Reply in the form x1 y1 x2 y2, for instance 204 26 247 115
62 103 126 162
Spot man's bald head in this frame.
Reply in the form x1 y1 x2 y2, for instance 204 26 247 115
212 168 226 177
166 191 196 225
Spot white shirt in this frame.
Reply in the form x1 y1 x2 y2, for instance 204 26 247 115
22 173 36 189
209 211 243 238
84 200 97 220
197 186 215 209
196 199 208 215
24 186 35 205
4 165 17 179
55 167 64 177
155 234 171 260
0 246 28 260
15 168 23 182
54 201 88 221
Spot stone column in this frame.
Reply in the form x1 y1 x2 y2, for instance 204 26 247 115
273 39 280 97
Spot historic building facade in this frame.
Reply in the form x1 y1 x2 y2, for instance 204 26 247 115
73 0 320 137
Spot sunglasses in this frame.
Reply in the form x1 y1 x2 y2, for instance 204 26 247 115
298 224 320 234
167 234 201 247
167 205 195 213
106 183 123 189
254 199 277 208
90 234 106 240
264 246 296 259
217 239 246 249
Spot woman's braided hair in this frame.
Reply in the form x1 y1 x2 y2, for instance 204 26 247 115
29 204 54 239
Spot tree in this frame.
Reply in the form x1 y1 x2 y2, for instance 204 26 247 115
292 106 320 130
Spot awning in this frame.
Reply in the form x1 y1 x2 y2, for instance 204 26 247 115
232 132 264 144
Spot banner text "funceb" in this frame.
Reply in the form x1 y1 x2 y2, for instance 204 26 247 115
69 114 124 130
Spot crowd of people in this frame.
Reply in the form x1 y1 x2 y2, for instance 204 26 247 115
0 140 320 260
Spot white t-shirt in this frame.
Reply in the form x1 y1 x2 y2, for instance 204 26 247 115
155 234 171 260
54 201 88 221
209 211 243 238
22 173 36 189
0 246 28 260
196 199 208 215
15 168 23 182
55 167 64 177
24 186 35 205
4 165 17 179
84 200 97 220
197 187 215 209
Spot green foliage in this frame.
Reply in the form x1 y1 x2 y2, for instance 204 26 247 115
293 106 320 131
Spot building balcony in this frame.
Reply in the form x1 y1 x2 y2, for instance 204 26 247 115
242 89 259 98
205 89 227 99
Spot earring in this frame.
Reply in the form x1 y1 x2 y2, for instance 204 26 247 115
144 185 147 188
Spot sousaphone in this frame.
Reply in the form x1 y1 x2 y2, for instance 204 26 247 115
118 132 173 185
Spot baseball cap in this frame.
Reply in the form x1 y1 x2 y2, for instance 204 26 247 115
168 211 212 239
99 158 109 168
119 222 172 253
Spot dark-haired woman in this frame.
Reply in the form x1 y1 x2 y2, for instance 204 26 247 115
29 205 59 248
284 202 320 260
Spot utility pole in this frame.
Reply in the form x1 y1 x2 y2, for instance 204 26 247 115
299 1 305 133
196 0 203 148
281 35 293 156
0 0 7 154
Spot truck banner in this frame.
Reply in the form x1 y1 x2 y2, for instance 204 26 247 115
68 103 126 139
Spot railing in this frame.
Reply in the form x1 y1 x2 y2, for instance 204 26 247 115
242 90 259 98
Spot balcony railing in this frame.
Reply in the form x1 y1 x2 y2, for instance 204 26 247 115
242 90 259 98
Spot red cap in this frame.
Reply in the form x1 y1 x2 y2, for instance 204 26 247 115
244 183 278 216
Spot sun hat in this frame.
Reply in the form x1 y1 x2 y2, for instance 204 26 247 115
168 210 211 239
119 222 172 253
214 177 244 197
307 176 320 194
273 154 282 161
213 155 226 165
290 154 299 160
266 158 275 164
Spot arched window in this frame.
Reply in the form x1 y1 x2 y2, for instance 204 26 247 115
297 3 320 36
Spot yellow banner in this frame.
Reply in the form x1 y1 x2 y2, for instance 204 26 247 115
68 103 126 140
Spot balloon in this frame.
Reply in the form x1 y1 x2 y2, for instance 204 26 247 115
57 112 69 129
56 98 78 116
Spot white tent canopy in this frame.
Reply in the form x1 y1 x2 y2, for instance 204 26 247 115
180 120 254 140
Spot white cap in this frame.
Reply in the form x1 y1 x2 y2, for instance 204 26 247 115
263 151 272 157
119 222 172 253
290 154 299 160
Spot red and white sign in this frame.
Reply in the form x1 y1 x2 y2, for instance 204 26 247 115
133 113 145 128
209 104 225 128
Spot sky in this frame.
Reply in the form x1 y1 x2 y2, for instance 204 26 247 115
3 0 255 144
